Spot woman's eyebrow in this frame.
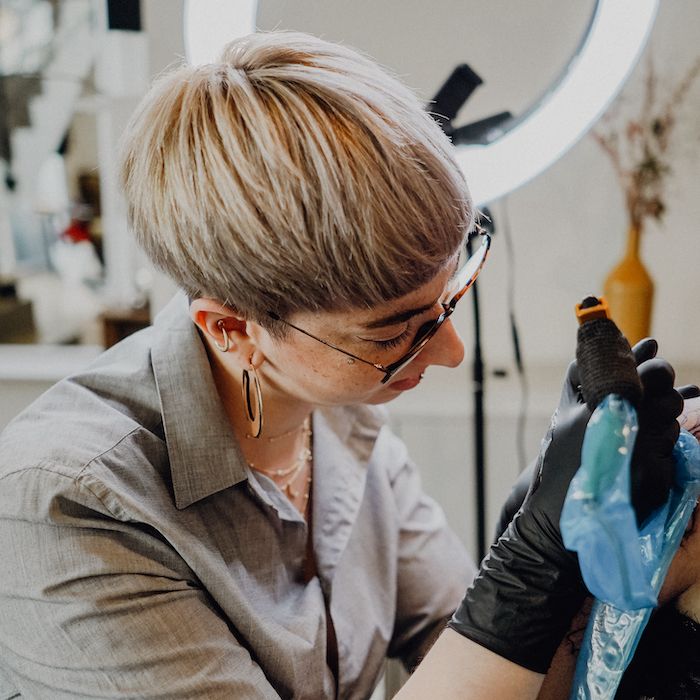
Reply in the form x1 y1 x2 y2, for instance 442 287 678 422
361 300 437 330
362 255 461 330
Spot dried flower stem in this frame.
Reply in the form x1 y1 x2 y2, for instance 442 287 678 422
592 53 700 230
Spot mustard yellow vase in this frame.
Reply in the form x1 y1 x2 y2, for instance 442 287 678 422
603 224 654 345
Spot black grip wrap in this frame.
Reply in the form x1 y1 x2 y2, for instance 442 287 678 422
576 317 642 412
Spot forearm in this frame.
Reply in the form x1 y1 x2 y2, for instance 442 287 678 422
397 629 544 700
536 597 592 700
402 615 451 672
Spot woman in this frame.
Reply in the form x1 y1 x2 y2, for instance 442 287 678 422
0 31 482 698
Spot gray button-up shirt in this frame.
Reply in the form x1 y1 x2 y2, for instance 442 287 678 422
0 294 474 699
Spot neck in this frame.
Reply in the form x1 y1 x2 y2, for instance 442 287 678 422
206 347 314 519
206 347 312 455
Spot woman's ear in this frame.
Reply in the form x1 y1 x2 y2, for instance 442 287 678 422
189 298 256 363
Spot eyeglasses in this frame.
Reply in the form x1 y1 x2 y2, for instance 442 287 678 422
268 232 491 384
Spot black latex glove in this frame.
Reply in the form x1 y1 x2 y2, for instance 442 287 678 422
493 355 699 541
630 359 699 523
449 338 699 673
492 460 535 544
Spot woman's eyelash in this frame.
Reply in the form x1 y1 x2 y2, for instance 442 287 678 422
370 328 412 349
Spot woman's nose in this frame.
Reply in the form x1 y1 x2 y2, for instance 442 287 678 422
424 317 464 369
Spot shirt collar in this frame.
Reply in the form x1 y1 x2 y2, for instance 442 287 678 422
151 293 248 509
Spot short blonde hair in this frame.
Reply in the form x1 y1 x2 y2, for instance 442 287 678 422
120 31 474 326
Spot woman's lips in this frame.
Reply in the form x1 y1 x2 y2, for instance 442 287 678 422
388 372 425 391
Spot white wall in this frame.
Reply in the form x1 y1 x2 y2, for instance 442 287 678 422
499 3 700 370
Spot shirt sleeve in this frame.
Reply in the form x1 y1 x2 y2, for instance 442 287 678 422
0 466 280 700
379 428 477 667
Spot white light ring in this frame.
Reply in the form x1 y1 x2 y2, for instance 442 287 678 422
183 0 658 207
458 0 658 206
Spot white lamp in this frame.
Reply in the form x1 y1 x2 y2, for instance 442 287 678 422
458 0 658 206
183 0 658 206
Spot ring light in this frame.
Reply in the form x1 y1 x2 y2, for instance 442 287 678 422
457 0 658 205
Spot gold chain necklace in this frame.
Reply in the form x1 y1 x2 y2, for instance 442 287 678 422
247 416 310 443
250 417 313 504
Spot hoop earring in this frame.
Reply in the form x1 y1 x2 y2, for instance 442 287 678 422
213 320 231 353
241 359 263 438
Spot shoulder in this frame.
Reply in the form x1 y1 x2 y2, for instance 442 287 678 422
0 294 198 482
0 328 165 505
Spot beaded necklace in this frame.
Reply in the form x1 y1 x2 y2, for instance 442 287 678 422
250 416 312 507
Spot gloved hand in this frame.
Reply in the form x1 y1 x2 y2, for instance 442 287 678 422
630 358 699 523
493 353 699 540
449 338 699 673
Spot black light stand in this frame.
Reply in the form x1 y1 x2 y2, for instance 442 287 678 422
428 67 510 560
467 212 495 561
429 64 483 135
466 231 486 560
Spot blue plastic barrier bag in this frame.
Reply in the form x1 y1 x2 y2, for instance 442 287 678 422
560 394 700 698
